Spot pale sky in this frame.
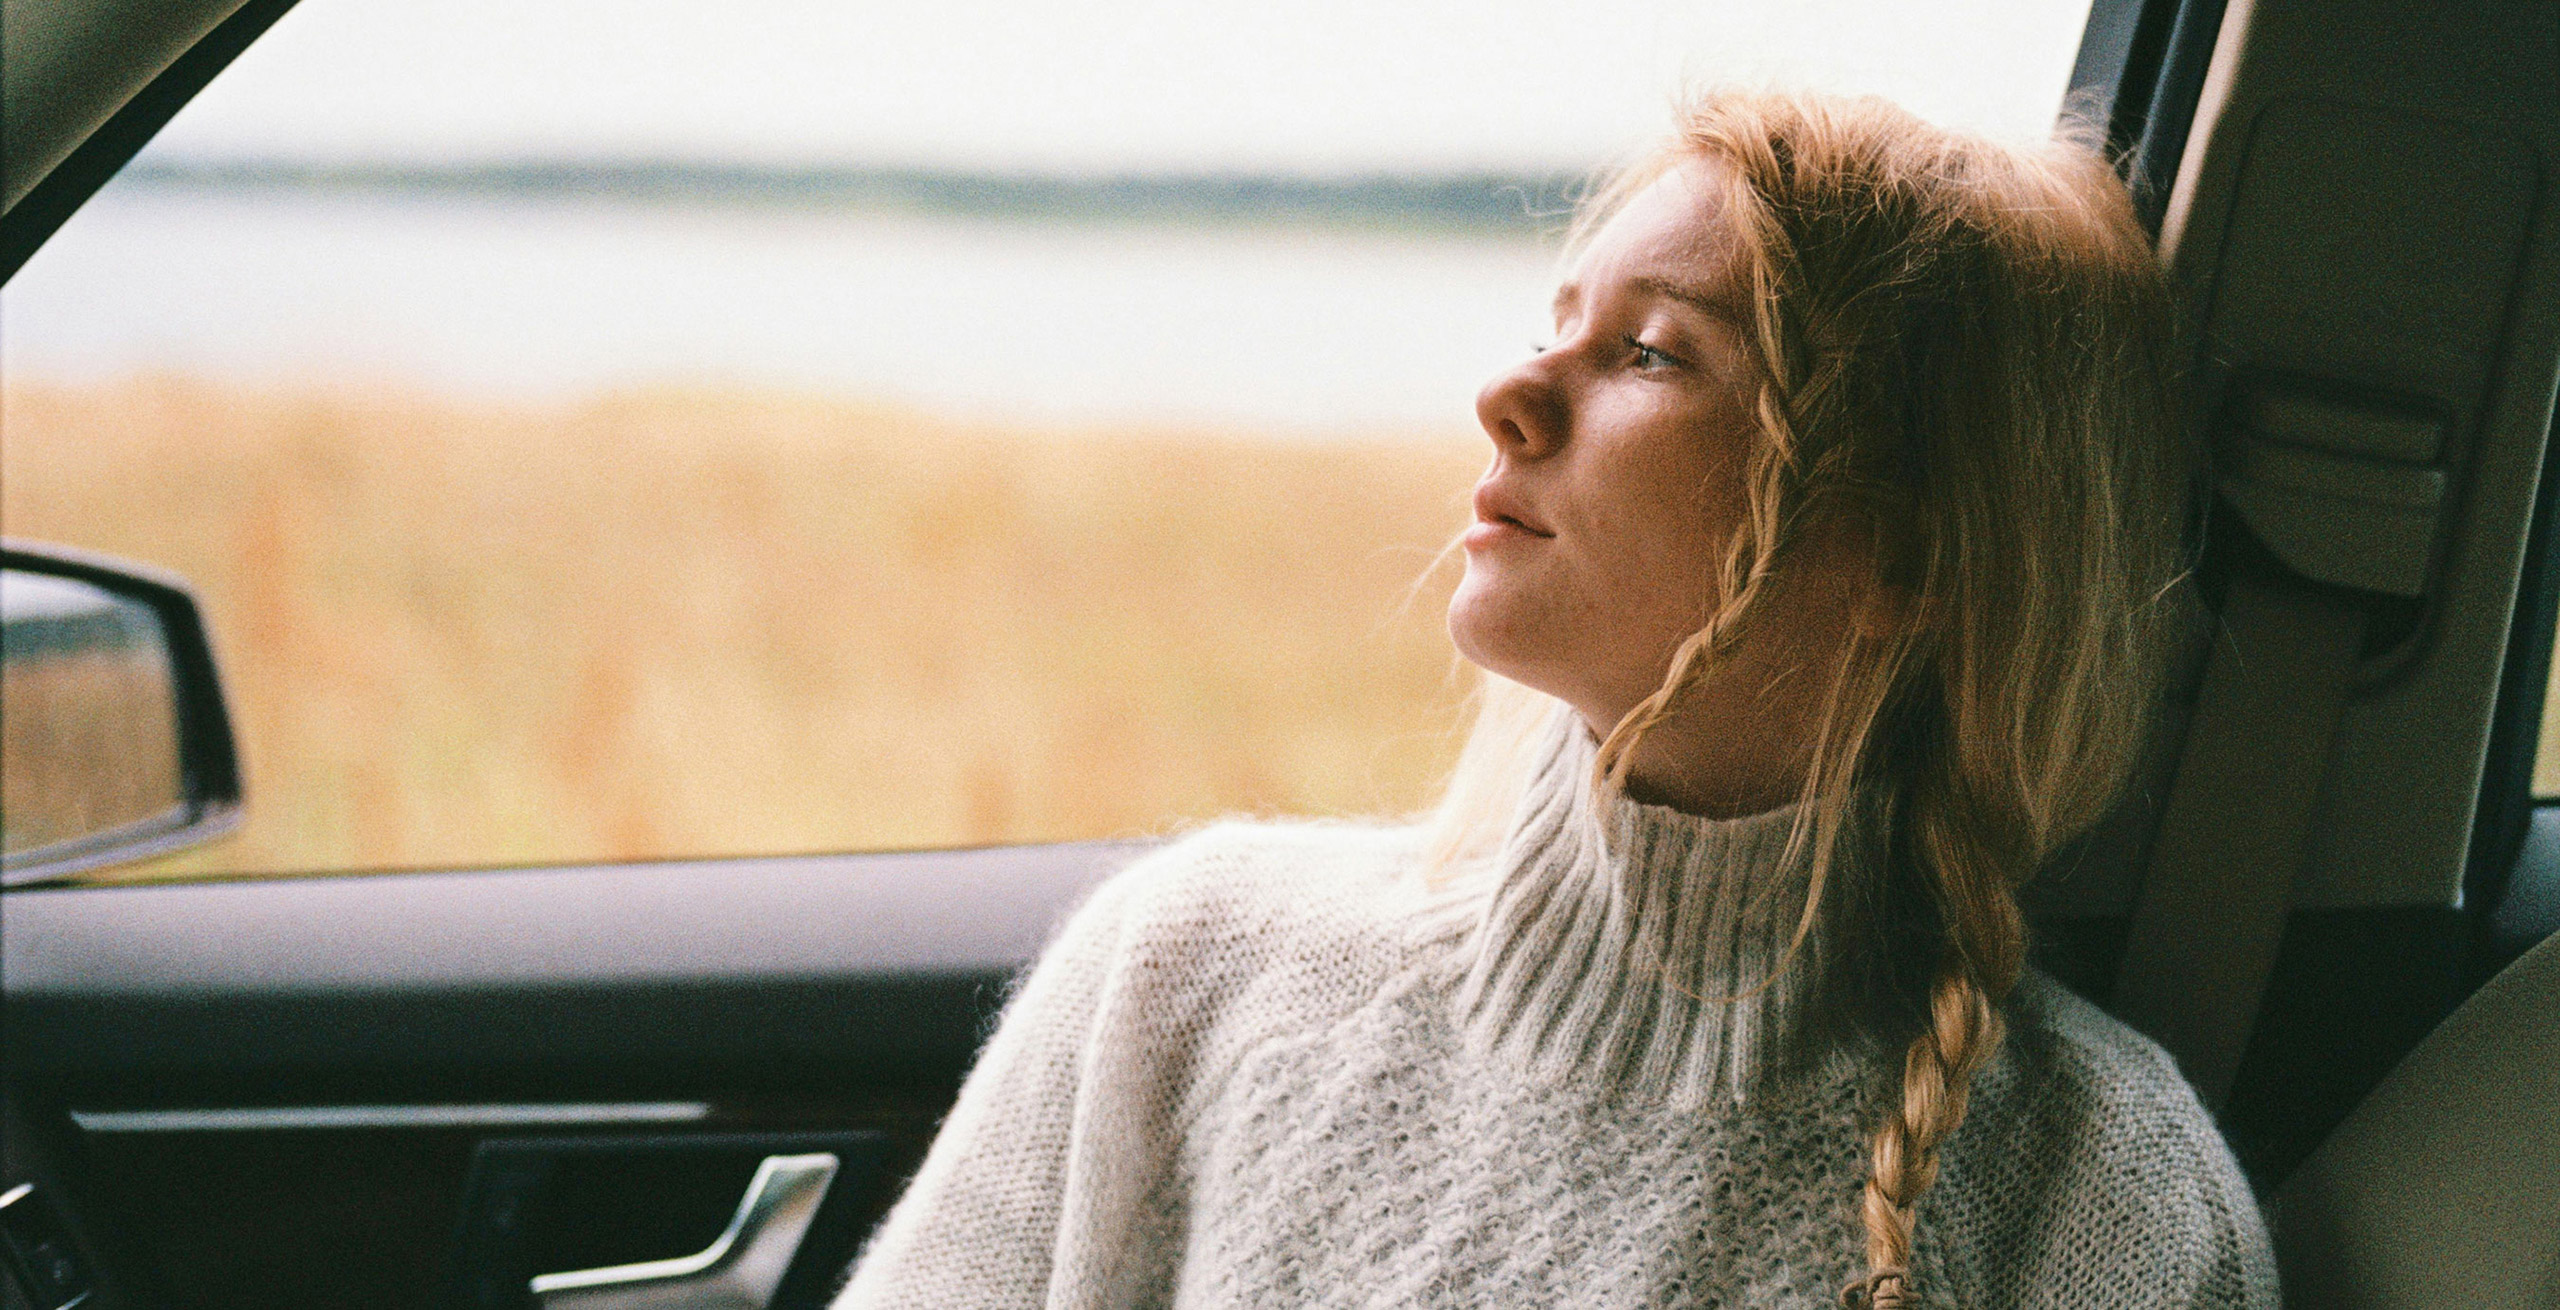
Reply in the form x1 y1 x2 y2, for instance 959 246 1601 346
143 0 2099 173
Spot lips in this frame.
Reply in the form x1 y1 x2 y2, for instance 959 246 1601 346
1471 482 1554 538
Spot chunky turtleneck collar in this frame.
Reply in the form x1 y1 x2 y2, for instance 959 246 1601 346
1439 707 1889 1109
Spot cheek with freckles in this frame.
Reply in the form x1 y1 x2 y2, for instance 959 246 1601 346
1447 486 1726 720
1566 441 1732 650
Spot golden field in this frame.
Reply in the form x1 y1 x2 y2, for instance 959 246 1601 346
2 378 1488 877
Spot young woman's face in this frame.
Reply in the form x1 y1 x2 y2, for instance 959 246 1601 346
1449 160 1761 732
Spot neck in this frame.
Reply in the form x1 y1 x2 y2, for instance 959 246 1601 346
1579 631 1843 820
1598 704 1809 819
1441 707 1902 1107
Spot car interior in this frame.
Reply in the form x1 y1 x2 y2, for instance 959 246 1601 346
2 0 2555 1306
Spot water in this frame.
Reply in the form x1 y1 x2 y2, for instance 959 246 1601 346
2 182 1564 437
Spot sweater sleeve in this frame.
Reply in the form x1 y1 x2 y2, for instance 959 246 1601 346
831 851 1186 1310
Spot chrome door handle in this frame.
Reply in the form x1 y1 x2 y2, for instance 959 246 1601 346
529 1152 839 1310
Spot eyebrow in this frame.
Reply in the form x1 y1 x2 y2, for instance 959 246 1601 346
1631 275 1748 323
1549 276 1747 325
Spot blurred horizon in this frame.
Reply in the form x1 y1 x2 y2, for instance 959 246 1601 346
107 156 1589 234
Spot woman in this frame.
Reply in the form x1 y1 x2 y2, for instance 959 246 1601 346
838 91 2277 1309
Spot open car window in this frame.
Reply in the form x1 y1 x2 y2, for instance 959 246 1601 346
1 0 2098 879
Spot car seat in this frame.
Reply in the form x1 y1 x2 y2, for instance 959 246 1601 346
2269 927 2560 1307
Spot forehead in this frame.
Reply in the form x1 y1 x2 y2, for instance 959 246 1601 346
1572 160 1747 300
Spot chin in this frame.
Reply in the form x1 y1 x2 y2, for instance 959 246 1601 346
1446 574 1544 690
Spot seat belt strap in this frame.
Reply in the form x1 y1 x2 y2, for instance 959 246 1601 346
2111 572 2367 1110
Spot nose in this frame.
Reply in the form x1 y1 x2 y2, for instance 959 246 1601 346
1475 351 1567 460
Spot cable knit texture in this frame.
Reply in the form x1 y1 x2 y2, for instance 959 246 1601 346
835 715 2278 1308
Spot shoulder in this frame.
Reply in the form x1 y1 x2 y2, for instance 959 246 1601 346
2000 972 2226 1124
841 822 1424 1304
1099 817 1429 935
1044 818 1431 1028
1932 972 2279 1308
1026 820 1435 1124
1075 818 1429 972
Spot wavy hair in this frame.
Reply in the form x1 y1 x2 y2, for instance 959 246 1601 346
1430 90 2194 1306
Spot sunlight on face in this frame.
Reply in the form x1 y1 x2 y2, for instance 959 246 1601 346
1448 162 1761 729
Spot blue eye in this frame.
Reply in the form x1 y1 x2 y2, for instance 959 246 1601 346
1630 338 1678 369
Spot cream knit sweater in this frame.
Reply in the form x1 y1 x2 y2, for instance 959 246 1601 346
836 716 2278 1308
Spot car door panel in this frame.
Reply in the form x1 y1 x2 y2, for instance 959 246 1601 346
1 840 1141 1307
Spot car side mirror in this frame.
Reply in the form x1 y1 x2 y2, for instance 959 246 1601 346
2 539 241 884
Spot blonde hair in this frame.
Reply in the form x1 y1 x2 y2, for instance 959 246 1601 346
1431 91 2193 1306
